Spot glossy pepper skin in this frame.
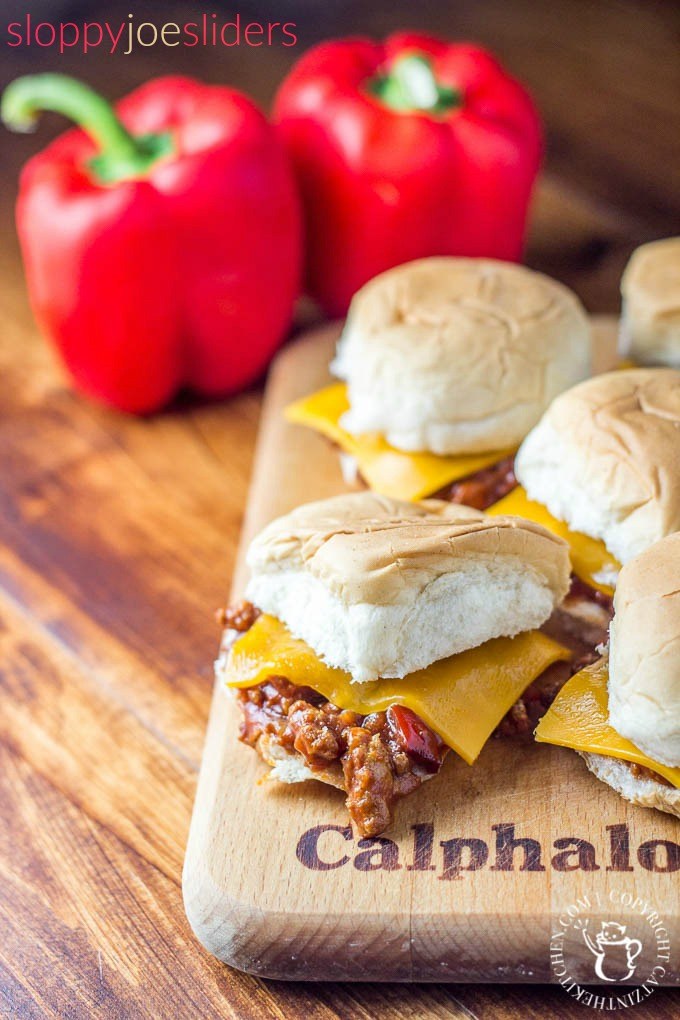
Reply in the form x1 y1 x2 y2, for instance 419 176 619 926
274 33 542 317
4 75 301 413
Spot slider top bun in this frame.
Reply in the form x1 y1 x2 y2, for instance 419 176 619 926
246 492 570 682
331 257 591 456
608 533 680 768
515 368 680 564
621 237 680 368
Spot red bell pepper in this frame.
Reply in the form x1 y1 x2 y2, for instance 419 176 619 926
387 705 445 773
274 33 542 316
2 74 302 413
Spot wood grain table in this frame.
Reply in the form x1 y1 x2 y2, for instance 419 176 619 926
1 1 679 1017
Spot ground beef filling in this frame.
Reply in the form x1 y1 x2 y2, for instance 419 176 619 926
567 575 614 616
222 601 447 836
224 577 612 832
496 576 613 737
237 675 447 837
431 455 517 510
217 600 261 632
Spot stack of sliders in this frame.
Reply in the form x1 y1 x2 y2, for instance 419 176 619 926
286 257 591 511
217 493 573 836
536 533 680 817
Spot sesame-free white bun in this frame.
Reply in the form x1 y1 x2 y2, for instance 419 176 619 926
331 257 591 455
621 238 680 368
580 753 680 819
515 368 680 564
245 492 570 682
608 533 680 768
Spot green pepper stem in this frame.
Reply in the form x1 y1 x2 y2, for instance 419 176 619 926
1 73 173 183
370 54 461 116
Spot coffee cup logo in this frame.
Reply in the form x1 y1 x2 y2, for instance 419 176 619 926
582 921 642 982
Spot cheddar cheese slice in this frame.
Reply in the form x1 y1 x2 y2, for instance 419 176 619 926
284 383 513 502
286 388 620 596
535 658 680 788
488 487 620 597
224 614 570 765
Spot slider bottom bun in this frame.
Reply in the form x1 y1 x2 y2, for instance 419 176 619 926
255 731 440 797
580 752 680 819
256 732 344 790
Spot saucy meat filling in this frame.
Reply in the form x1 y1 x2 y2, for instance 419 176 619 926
431 455 517 510
223 579 612 835
237 674 447 837
498 577 613 737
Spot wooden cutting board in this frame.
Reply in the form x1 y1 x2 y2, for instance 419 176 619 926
183 318 680 984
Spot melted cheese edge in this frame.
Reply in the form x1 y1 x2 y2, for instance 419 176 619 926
535 658 680 788
285 385 619 594
224 614 570 765
488 487 619 597
284 383 512 502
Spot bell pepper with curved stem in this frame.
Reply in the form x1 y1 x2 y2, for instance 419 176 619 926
2 73 302 413
274 33 542 316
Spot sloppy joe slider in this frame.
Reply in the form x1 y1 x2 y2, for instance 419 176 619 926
506 368 680 597
286 257 591 509
217 492 574 836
